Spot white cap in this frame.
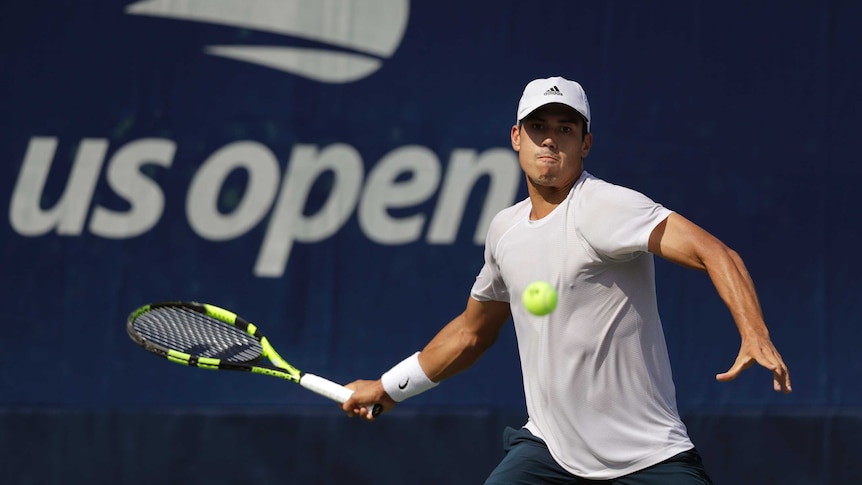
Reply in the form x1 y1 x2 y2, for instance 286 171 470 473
516 76 591 131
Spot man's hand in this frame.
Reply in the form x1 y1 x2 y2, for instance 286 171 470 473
342 379 398 421
716 333 792 393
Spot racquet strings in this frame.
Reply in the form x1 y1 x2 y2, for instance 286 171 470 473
133 306 263 362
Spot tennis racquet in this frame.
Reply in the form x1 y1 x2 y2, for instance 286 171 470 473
127 301 381 416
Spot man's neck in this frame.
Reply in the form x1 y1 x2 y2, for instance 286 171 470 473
528 184 571 220
526 171 582 220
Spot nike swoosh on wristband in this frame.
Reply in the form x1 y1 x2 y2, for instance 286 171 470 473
398 378 409 389
125 0 409 83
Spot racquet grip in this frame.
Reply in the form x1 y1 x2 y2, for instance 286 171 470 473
300 373 382 417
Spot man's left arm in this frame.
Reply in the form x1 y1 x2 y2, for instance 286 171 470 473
648 213 792 393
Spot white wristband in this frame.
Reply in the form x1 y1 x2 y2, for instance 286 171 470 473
381 352 438 402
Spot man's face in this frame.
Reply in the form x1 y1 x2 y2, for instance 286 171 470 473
511 103 592 190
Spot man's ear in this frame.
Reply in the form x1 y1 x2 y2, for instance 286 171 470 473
511 124 521 151
581 132 593 157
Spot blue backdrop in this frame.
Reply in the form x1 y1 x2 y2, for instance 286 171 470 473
1 1 860 483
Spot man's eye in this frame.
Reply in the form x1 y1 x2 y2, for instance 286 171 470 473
530 123 544 130
560 126 572 134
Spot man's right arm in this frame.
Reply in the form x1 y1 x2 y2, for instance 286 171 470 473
341 297 510 419
419 296 511 382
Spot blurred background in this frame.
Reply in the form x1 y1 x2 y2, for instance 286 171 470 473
1 1 860 483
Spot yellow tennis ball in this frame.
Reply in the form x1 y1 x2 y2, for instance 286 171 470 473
522 281 558 316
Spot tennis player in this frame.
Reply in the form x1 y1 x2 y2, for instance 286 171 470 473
343 76 791 484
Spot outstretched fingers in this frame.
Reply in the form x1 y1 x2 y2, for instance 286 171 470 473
768 351 792 393
716 341 792 393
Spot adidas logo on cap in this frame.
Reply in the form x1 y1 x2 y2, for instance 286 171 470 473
544 86 563 96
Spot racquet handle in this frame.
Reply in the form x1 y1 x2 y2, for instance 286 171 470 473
300 373 382 417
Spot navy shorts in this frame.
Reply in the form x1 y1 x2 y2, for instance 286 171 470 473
484 427 713 485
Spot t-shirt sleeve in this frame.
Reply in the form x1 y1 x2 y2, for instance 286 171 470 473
470 217 511 303
577 183 673 260
471 245 510 303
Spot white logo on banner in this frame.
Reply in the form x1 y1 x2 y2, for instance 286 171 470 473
8 0 523 278
10 138 520 277
125 0 409 83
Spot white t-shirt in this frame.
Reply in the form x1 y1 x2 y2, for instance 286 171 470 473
471 171 694 479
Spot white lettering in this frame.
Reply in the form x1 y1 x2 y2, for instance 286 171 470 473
427 148 520 244
359 145 440 244
254 143 364 277
10 137 108 236
187 141 280 241
9 136 522 277
90 138 176 238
